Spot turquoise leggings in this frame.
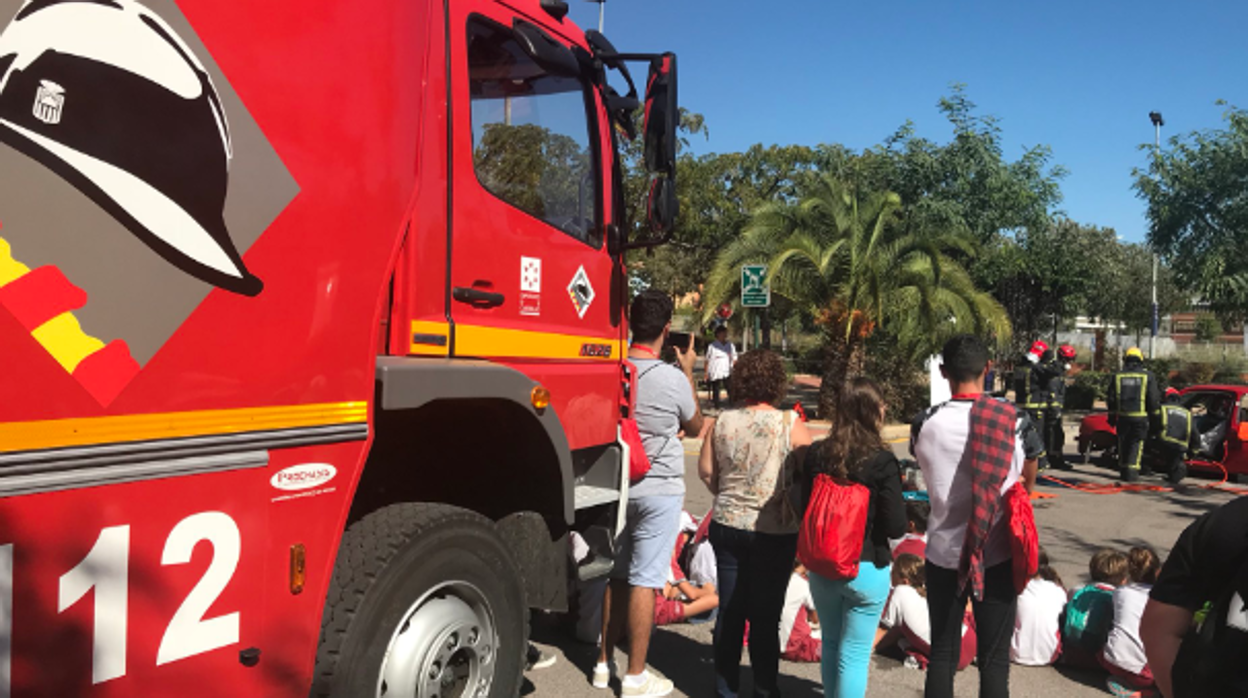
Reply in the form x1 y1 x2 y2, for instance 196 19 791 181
808 563 892 698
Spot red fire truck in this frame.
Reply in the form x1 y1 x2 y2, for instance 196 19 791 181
0 0 678 694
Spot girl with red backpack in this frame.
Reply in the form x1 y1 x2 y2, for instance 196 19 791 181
799 377 907 698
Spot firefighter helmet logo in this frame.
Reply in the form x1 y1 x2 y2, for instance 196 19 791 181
0 0 299 406
0 0 261 296
32 79 63 124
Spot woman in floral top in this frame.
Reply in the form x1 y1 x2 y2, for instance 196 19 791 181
698 350 811 698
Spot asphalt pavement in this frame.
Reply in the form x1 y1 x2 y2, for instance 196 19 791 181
525 422 1248 698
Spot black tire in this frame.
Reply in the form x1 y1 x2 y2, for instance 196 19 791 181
311 503 527 698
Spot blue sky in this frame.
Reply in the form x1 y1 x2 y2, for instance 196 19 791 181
565 0 1248 242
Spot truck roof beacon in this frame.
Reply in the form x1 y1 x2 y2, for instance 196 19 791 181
0 0 262 295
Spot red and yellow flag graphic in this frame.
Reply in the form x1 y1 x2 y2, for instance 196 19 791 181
0 231 139 405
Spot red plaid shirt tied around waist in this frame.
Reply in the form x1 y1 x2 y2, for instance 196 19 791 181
958 394 1017 601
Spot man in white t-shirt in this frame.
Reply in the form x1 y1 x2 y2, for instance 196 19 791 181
911 335 1042 698
704 325 737 409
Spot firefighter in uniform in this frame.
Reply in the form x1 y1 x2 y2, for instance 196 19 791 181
1107 347 1161 483
1158 387 1194 485
1045 345 1076 470
1014 341 1052 467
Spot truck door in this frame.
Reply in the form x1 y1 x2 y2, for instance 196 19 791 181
445 5 621 448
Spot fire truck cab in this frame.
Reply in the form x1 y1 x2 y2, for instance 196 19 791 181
0 0 677 695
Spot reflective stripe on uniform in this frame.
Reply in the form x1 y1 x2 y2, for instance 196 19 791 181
1160 406 1192 447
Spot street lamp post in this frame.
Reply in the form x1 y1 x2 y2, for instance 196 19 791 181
1148 111 1164 359
584 0 605 32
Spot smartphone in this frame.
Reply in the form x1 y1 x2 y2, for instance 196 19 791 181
665 331 692 350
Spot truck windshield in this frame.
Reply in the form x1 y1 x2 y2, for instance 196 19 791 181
468 18 600 248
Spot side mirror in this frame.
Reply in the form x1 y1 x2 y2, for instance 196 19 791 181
513 20 579 78
646 176 677 234
643 53 677 176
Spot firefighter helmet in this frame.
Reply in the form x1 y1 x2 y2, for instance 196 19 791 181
1125 347 1144 361
0 0 262 295
1165 387 1181 399
1058 344 1076 362
1026 340 1048 363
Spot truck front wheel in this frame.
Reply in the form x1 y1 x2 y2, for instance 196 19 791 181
311 503 526 698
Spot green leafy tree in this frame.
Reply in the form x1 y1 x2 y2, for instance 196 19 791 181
1108 244 1185 340
628 141 852 300
1195 313 1224 342
860 85 1068 247
473 122 594 238
703 175 1009 416
978 220 1120 351
1135 104 1248 318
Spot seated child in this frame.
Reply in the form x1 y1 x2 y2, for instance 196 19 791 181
1100 546 1162 696
654 537 719 626
891 500 929 560
1011 547 1067 666
875 554 976 670
780 563 820 662
1062 548 1129 669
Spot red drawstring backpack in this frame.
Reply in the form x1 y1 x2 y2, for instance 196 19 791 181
797 473 871 580
620 360 662 482
1004 481 1040 593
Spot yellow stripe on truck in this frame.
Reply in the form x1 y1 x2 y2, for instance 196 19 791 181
410 320 623 361
0 401 369 453
457 324 622 361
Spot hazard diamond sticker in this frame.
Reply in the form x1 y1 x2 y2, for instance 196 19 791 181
567 265 594 319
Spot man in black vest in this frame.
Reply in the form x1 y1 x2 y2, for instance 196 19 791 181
1013 340 1052 468
1045 345 1076 470
1107 347 1161 483
1157 388 1194 485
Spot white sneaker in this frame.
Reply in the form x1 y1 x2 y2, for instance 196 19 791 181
591 661 616 689
620 671 674 698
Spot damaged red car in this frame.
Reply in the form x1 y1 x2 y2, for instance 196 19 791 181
1077 384 1248 484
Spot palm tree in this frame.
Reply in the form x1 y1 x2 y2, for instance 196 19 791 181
704 175 1010 417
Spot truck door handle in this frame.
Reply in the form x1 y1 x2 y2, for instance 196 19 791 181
453 286 505 308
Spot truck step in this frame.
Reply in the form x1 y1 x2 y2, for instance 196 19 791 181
574 484 620 510
577 553 615 581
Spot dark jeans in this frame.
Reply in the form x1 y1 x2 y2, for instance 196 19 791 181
710 378 730 409
925 560 1017 698
709 521 797 698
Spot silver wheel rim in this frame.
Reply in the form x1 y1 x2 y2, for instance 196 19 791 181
376 581 497 698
